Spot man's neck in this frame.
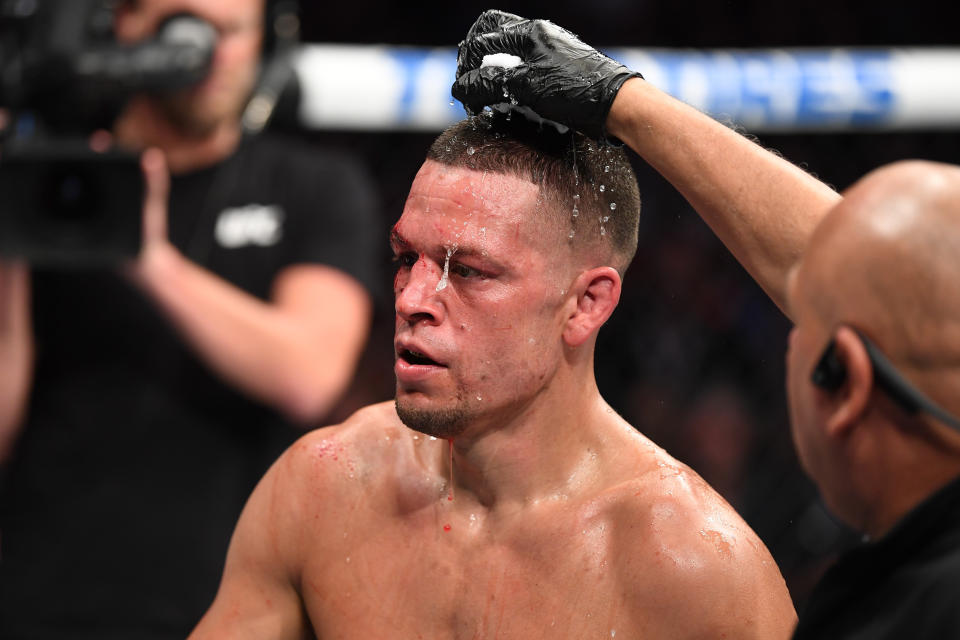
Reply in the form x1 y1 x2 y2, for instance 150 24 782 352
445 374 644 511
860 423 960 538
865 465 960 539
113 97 242 174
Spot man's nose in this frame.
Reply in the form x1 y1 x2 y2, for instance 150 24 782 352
395 257 445 325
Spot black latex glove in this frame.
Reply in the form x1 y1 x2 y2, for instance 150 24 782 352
452 10 641 142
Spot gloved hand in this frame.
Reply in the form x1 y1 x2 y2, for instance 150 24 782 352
452 10 641 142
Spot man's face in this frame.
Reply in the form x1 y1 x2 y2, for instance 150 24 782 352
392 161 571 438
116 0 263 134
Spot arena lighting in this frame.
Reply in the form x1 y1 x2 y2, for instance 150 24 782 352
290 45 960 132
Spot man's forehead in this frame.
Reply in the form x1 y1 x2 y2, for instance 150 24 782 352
395 161 566 263
403 161 542 228
412 160 539 201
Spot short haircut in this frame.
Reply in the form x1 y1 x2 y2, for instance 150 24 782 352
427 112 641 276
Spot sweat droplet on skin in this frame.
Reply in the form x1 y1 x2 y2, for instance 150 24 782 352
447 438 455 502
571 139 579 189
435 245 457 292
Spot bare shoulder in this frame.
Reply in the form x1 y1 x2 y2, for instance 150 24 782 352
284 401 403 458
272 401 441 521
277 401 408 493
602 448 796 638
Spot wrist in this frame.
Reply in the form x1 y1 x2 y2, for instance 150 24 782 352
605 76 646 143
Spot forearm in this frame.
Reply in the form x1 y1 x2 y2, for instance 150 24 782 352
608 78 841 315
131 244 370 425
0 263 33 462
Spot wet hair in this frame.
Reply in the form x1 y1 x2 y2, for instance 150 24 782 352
427 111 641 276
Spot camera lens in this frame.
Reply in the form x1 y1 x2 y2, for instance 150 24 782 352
59 175 84 205
41 165 99 222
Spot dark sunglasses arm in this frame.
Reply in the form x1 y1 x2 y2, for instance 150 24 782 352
858 331 960 434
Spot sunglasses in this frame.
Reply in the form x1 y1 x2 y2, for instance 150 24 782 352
811 328 960 433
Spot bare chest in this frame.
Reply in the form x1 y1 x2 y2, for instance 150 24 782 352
300 510 636 639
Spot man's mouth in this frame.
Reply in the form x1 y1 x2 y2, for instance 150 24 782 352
399 348 443 367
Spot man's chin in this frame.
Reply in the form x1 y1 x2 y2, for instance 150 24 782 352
395 398 470 439
159 93 233 137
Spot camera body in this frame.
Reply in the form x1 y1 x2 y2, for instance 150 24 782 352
0 140 144 265
0 0 216 266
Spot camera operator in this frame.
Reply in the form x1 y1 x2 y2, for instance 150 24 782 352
0 0 380 637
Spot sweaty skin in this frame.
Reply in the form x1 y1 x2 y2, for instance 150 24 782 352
786 161 960 538
191 162 796 639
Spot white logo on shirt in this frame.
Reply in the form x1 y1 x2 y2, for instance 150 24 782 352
214 204 285 248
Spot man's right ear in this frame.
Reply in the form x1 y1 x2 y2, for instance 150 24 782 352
813 326 874 438
561 266 621 348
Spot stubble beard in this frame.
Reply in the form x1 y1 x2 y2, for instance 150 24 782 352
395 396 474 439
157 92 229 138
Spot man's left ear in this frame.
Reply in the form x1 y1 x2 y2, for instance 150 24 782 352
562 267 621 347
822 326 874 439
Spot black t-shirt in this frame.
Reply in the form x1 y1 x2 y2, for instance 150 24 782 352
0 134 380 639
793 473 960 639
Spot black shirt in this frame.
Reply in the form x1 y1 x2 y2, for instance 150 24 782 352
0 134 380 639
794 473 960 639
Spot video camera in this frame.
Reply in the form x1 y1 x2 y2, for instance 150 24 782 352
0 0 216 265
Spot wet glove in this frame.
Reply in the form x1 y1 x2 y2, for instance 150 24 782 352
452 10 641 142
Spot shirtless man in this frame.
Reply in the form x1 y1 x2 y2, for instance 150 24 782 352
453 11 960 638
188 69 801 638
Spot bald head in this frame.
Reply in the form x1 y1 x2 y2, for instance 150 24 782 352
797 160 960 412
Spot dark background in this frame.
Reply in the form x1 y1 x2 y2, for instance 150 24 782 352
291 0 958 607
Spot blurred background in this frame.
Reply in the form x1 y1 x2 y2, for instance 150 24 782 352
294 0 959 607
3 0 957 617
